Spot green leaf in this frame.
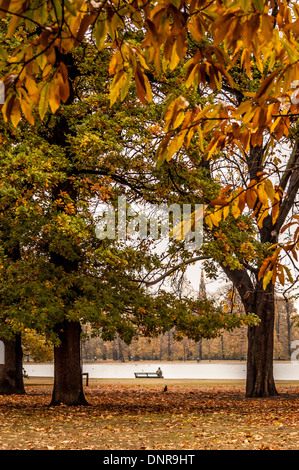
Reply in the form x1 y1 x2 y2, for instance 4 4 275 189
252 0 264 12
95 15 108 49
283 265 294 284
239 0 251 13
169 0 181 8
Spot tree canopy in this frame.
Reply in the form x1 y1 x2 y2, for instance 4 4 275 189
0 0 298 292
0 35 257 355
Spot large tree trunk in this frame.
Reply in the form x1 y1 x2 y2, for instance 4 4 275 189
246 282 278 397
0 335 25 395
221 265 278 397
50 320 88 406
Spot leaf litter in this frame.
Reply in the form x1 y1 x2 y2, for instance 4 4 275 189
0 383 299 450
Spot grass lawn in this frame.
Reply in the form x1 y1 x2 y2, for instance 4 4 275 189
0 379 299 450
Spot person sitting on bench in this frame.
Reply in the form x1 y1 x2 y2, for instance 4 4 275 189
156 367 163 378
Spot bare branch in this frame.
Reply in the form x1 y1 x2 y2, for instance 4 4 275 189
142 256 210 287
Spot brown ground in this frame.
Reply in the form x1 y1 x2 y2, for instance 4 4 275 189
0 379 299 450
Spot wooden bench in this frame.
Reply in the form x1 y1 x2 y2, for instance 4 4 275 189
134 372 163 378
82 372 89 386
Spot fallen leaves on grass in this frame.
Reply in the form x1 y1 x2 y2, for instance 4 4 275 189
0 384 299 450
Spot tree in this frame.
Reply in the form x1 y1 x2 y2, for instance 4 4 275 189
275 297 298 359
155 78 298 396
0 335 25 395
0 191 26 394
1 0 298 397
0 36 257 405
22 329 53 362
0 46 170 403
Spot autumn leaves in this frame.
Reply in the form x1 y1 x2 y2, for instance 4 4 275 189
109 42 153 106
1 0 299 137
0 0 298 293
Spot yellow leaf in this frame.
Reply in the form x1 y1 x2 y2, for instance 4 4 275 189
241 49 252 80
49 81 60 114
120 69 133 101
185 63 199 89
264 179 275 202
166 130 187 161
283 40 299 65
234 99 252 118
257 207 269 228
185 127 195 149
95 14 108 49
169 45 180 71
19 95 34 125
206 139 219 160
232 204 241 219
245 181 257 209
209 209 222 226
45 46 56 66
257 184 269 206
38 82 50 120
197 126 204 152
10 97 21 127
172 110 185 130
263 270 273 290
271 201 279 224
163 96 189 132
261 14 273 43
222 205 230 220
25 76 39 105
143 73 153 103
109 52 119 76
109 70 125 106
2 92 14 122
255 70 279 104
156 134 172 169
6 15 19 38
188 17 203 43
204 213 213 230
169 0 180 8
193 104 215 125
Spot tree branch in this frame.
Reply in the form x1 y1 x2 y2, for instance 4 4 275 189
275 140 299 233
78 168 150 198
141 256 210 287
220 264 255 311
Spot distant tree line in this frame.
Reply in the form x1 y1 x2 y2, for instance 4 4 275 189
79 297 298 363
23 295 298 364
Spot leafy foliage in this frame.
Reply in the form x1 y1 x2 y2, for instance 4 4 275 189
0 36 256 350
0 0 298 289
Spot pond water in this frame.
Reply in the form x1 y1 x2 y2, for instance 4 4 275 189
22 361 299 381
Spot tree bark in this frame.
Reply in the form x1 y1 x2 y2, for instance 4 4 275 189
50 320 88 406
0 335 25 395
221 265 278 397
246 282 278 397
